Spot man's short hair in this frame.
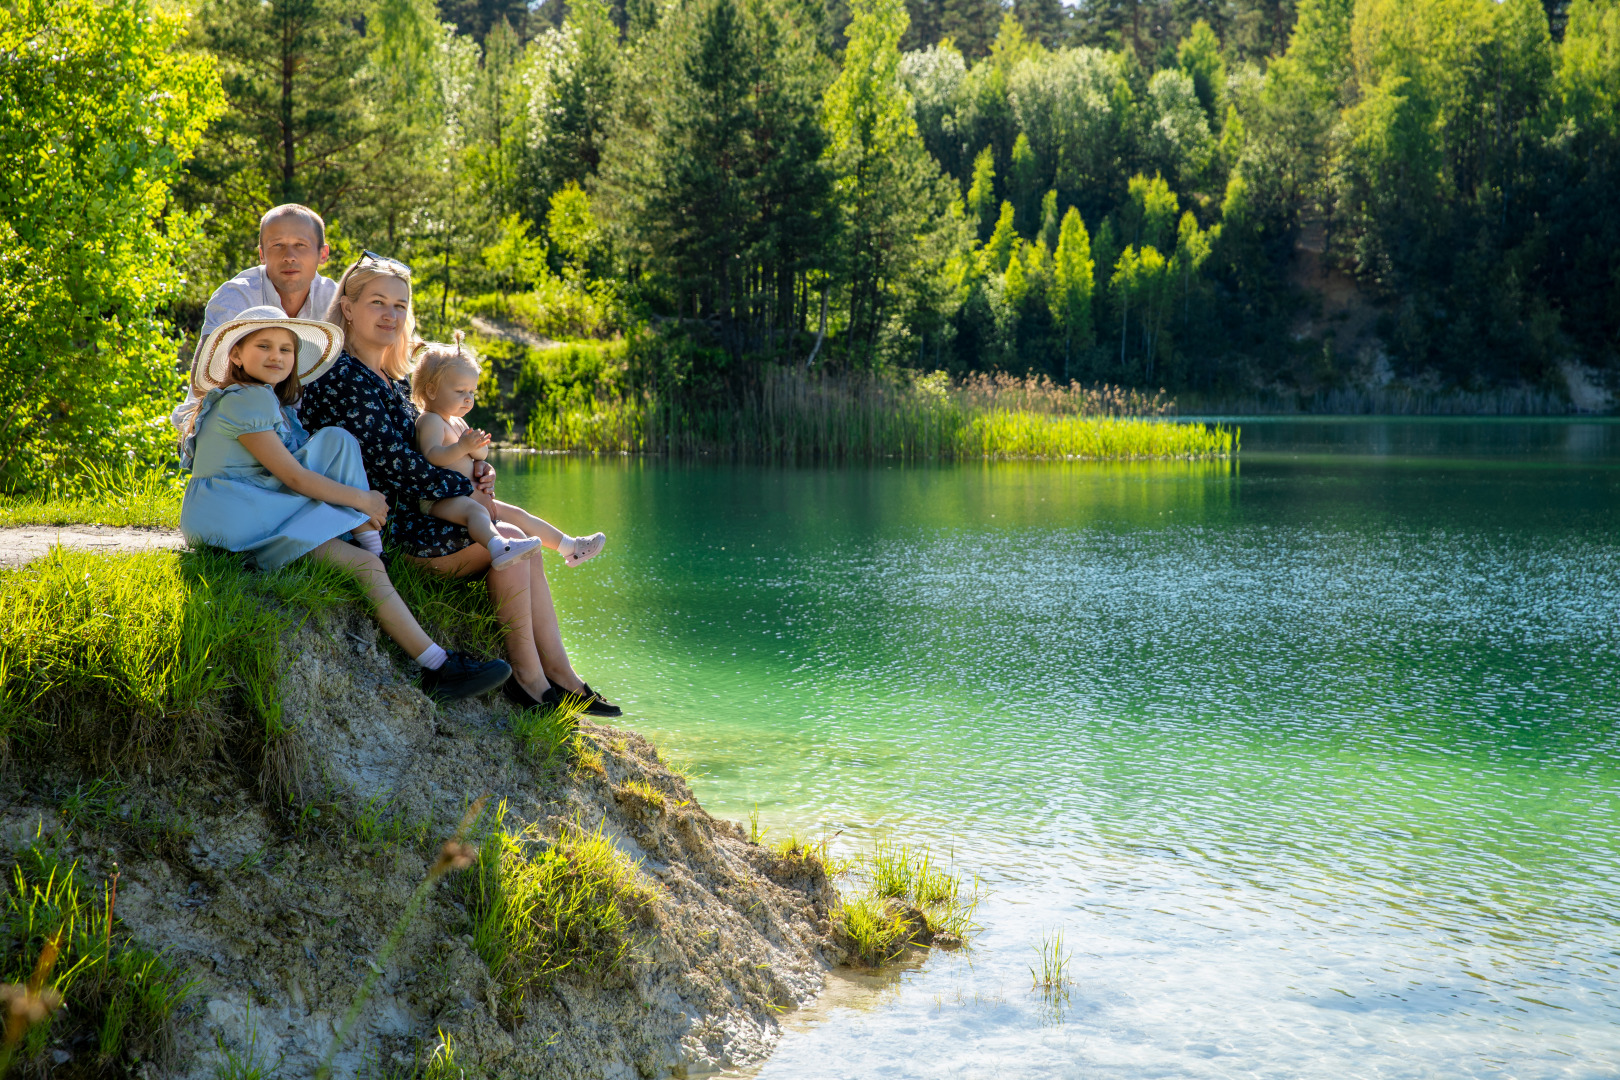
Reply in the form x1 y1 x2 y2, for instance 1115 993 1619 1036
258 204 326 250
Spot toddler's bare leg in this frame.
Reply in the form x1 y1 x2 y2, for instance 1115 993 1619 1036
429 496 498 546
491 499 566 550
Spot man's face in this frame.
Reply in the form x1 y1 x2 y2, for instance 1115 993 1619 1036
258 217 329 298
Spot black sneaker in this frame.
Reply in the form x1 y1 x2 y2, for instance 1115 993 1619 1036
421 652 511 702
578 682 622 718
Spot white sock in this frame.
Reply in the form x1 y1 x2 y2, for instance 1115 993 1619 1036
354 531 383 555
486 536 511 556
415 643 447 670
557 535 576 558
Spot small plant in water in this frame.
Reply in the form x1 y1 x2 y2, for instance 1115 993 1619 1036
1030 928 1072 993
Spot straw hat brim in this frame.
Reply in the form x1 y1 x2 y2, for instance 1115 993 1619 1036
193 306 345 392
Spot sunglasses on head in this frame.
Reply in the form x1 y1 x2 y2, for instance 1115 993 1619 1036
359 250 412 276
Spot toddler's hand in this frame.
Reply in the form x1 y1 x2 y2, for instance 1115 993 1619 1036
458 428 492 452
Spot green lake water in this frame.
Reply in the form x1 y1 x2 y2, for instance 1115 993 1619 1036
495 418 1620 1079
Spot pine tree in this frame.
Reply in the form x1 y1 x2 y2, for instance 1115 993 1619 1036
966 145 997 238
1049 205 1094 378
191 0 375 215
1010 132 1040 234
980 200 1018 274
521 0 620 212
1177 19 1225 122
435 0 530 42
823 0 956 360
1013 0 1066 47
939 0 1000 57
1123 173 1179 251
1038 188 1060 250
600 0 832 354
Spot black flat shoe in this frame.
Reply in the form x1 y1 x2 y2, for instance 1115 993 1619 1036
504 679 579 713
577 682 622 718
421 652 511 702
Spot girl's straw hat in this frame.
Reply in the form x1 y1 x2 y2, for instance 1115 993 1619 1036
192 305 344 392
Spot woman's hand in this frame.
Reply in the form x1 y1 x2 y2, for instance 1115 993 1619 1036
359 489 389 531
472 459 496 494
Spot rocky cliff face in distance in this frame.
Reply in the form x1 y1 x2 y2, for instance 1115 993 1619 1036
1 603 840 1079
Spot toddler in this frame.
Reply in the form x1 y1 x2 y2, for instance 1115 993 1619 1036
411 333 606 570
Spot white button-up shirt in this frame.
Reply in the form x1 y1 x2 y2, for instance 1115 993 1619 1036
170 265 341 431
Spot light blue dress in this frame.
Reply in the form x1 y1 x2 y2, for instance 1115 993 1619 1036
180 384 371 571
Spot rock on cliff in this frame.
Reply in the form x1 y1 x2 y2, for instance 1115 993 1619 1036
2 602 838 1079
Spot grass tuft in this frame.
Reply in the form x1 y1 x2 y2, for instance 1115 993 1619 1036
0 547 364 798
0 460 183 530
508 698 587 767
834 839 982 966
616 779 667 813
463 801 654 1016
53 778 195 860
1030 927 1072 992
835 893 915 967
212 1004 283 1080
0 837 196 1072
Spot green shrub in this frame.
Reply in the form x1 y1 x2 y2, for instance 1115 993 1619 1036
463 277 619 341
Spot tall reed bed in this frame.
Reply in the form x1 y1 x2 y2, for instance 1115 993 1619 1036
523 365 1235 462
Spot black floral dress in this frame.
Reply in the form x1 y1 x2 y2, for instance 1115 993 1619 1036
300 351 476 558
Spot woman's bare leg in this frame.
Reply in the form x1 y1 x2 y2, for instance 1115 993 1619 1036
311 539 432 657
495 521 585 693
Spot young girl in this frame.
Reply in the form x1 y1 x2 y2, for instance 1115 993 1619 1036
410 333 606 569
178 305 512 702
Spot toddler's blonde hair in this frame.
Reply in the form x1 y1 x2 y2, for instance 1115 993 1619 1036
410 330 481 412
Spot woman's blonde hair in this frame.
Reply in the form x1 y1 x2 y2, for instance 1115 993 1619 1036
326 258 416 381
410 330 481 411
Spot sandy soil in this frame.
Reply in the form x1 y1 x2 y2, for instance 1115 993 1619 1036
0 524 186 568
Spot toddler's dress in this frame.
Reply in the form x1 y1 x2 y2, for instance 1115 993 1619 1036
179 384 371 571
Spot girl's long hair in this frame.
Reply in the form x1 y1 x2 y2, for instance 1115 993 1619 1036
326 260 416 381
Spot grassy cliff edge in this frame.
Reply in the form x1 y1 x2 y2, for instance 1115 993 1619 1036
0 547 877 1078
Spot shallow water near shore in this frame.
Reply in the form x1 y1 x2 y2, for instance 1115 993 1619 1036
496 418 1620 1080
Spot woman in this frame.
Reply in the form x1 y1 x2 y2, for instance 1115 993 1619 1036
298 253 620 717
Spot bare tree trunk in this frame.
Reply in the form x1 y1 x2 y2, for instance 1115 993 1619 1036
806 283 829 368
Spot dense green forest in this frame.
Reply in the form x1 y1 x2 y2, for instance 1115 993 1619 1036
3 0 1618 488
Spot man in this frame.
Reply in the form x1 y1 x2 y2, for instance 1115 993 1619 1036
171 204 340 430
